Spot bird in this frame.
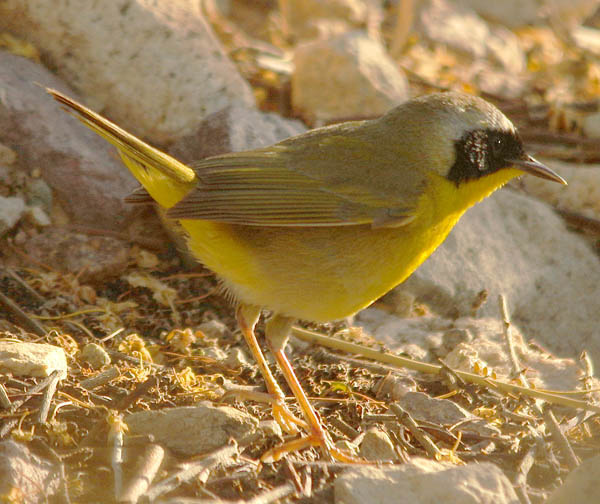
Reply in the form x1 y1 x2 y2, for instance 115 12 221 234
48 88 566 462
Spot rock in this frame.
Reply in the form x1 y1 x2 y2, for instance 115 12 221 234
0 341 67 379
25 206 51 227
418 0 525 73
0 143 17 165
358 428 399 462
398 392 500 437
22 228 129 283
547 454 600 503
292 31 409 123
198 320 230 340
224 347 253 371
281 0 369 39
24 178 53 212
0 0 255 143
458 0 598 29
414 0 526 98
359 314 597 393
0 440 60 504
572 26 600 56
0 195 26 235
0 52 138 229
202 346 228 361
373 374 417 401
391 189 600 363
520 160 600 220
334 458 519 504
80 343 111 369
125 403 258 456
169 104 306 162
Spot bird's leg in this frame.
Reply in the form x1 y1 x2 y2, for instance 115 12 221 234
236 304 306 434
262 314 361 463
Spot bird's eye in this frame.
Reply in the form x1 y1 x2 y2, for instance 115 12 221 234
491 136 503 157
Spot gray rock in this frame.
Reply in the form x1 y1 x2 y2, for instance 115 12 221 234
0 52 138 229
0 341 67 379
281 0 369 39
0 195 26 235
80 343 111 369
126 403 258 456
170 104 307 162
292 31 409 123
0 0 255 143
335 458 519 504
547 454 600 503
418 0 525 73
398 392 500 437
458 0 597 29
358 428 399 462
520 159 600 221
22 227 129 283
359 313 598 393
0 441 60 504
394 189 600 363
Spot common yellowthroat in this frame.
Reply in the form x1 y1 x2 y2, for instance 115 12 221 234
48 89 566 462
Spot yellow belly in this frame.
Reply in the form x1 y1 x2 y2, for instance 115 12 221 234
181 170 519 321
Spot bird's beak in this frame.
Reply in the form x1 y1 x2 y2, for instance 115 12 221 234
509 155 567 185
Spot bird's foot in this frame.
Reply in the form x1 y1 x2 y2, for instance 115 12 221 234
261 429 365 464
222 389 306 435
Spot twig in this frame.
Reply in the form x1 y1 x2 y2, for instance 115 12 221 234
543 405 579 471
499 295 528 388
0 290 47 336
36 370 61 424
579 351 595 397
0 382 11 409
291 327 600 413
106 349 164 370
389 403 441 460
329 416 360 439
118 443 165 504
114 376 158 411
514 447 535 504
111 423 125 500
80 366 120 390
144 442 239 502
8 372 59 413
4 268 46 302
283 459 304 494
246 483 295 504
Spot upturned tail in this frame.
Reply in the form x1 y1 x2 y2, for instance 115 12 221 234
47 89 196 208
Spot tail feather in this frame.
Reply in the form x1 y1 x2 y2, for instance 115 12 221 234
47 89 197 208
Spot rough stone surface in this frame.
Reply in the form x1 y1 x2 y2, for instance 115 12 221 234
0 0 255 142
0 195 26 235
0 52 138 228
392 189 600 363
170 104 307 162
415 0 526 98
292 31 409 123
0 440 60 504
358 313 599 393
80 343 111 369
398 392 500 437
458 0 597 29
0 341 67 379
547 454 600 503
334 458 519 504
358 428 399 462
126 403 258 456
520 160 600 220
22 228 129 283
